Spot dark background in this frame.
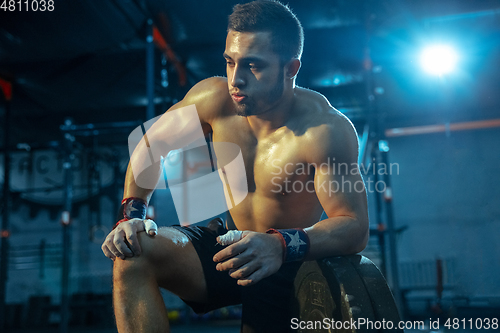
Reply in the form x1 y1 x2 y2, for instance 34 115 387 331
1 0 499 331
1 0 499 143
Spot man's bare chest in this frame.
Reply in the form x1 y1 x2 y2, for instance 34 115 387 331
211 119 313 195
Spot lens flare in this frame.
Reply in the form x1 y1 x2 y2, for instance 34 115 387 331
420 45 458 76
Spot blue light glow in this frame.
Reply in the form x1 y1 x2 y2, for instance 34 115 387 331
420 44 458 76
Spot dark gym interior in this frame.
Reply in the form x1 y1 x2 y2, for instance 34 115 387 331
1 0 499 332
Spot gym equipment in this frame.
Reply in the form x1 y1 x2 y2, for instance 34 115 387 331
292 255 402 333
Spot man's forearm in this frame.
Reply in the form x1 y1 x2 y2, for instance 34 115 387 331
304 216 369 260
123 161 159 203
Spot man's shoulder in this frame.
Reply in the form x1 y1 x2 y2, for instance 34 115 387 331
293 87 358 162
180 77 231 121
185 77 229 103
191 76 228 93
294 87 354 135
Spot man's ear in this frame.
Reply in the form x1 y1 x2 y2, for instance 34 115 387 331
285 59 301 79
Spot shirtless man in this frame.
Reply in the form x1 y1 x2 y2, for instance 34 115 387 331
101 1 369 332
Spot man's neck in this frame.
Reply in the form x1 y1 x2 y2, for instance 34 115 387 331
246 87 296 139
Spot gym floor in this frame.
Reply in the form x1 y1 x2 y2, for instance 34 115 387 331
5 322 498 333
6 323 241 333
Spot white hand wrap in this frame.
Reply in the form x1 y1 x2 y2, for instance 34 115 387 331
217 230 243 246
143 219 157 236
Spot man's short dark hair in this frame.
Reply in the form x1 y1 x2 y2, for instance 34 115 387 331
228 0 304 61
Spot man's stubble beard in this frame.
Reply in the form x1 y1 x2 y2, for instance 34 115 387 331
234 69 285 117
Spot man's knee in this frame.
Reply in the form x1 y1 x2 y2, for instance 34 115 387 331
112 246 154 284
113 227 190 284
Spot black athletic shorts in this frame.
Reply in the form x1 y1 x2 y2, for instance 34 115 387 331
170 223 302 332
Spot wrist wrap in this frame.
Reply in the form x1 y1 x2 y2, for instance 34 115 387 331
113 197 147 229
266 228 310 262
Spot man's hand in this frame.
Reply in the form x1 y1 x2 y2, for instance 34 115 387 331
213 231 283 286
101 218 157 260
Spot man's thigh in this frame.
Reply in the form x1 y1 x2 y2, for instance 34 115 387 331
163 225 243 314
135 226 209 304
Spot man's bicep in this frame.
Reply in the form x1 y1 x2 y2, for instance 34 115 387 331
128 101 209 190
314 166 367 220
134 101 203 150
312 116 368 221
164 95 213 136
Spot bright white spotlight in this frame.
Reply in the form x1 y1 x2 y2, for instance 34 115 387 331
420 45 458 76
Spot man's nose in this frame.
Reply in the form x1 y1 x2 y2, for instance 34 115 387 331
230 66 245 88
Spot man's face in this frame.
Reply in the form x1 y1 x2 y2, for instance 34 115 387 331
224 30 285 116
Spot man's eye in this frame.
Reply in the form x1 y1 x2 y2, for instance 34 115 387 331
249 64 260 70
226 61 235 66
